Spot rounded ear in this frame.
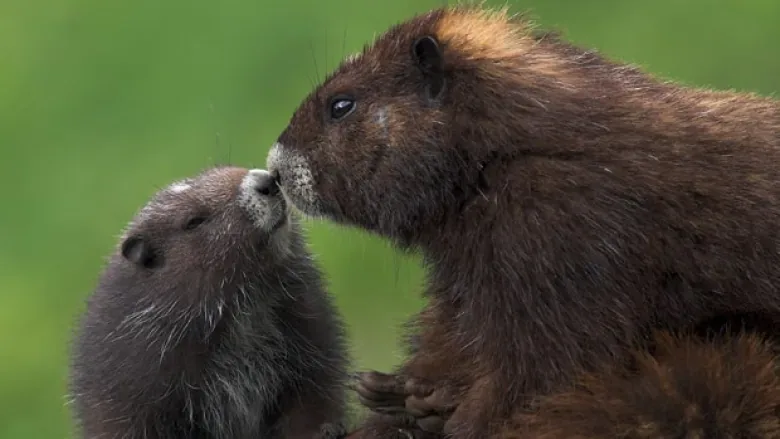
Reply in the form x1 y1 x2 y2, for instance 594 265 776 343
412 36 445 100
121 236 160 269
413 36 443 72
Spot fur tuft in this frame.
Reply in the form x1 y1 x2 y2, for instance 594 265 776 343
433 5 576 83
435 4 529 61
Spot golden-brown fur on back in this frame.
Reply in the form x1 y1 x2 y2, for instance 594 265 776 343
505 332 780 439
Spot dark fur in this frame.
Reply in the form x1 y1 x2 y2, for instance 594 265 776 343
268 5 780 439
504 332 780 439
69 166 349 439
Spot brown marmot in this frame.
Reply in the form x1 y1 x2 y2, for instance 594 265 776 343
266 5 780 439
69 167 350 439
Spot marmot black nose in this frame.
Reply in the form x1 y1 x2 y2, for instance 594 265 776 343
253 170 280 196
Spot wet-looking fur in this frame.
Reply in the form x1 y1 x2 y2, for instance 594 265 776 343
268 4 780 439
69 166 349 439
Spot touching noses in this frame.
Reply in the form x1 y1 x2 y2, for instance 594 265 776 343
251 169 280 197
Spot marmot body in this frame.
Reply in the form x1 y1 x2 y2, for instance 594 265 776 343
69 167 349 439
504 332 780 439
267 5 780 439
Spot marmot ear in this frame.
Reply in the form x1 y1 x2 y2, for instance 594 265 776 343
412 35 445 100
121 236 160 269
413 36 442 72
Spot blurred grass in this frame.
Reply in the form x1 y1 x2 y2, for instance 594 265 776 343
0 0 778 437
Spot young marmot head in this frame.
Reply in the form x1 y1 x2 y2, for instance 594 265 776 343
119 166 293 284
268 7 559 244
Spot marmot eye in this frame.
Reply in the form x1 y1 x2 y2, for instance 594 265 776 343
184 216 207 230
329 97 356 121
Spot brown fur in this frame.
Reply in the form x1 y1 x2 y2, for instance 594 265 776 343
504 332 780 439
267 4 780 439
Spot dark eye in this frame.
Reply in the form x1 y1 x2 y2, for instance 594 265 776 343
329 96 356 121
184 216 207 230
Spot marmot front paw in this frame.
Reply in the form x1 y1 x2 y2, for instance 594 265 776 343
355 371 408 414
355 371 458 433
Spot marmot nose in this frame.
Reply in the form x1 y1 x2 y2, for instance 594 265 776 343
252 170 280 197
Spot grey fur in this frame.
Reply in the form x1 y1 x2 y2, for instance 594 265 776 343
68 167 350 439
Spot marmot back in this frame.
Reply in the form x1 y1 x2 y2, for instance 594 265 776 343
268 5 780 439
505 332 780 439
69 167 350 439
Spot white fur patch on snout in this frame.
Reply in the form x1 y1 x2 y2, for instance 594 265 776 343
238 169 285 232
266 142 324 217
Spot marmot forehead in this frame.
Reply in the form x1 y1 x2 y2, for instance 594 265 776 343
128 166 287 234
129 167 241 220
137 166 247 212
120 167 244 232
163 166 248 200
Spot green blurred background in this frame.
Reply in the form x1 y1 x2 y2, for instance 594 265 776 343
1 0 778 437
